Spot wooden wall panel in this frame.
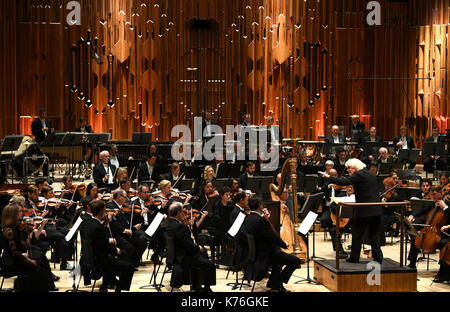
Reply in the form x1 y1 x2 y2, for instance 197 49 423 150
0 0 449 147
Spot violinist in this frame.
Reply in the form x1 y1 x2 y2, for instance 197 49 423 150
106 189 146 269
81 199 135 292
154 180 192 213
229 178 242 200
440 173 450 201
40 185 74 270
159 162 183 184
407 185 450 269
132 184 165 264
243 198 302 292
166 202 216 292
189 180 216 234
85 182 101 200
35 177 49 193
1 204 58 291
208 186 233 245
60 176 82 223
380 177 400 244
115 167 129 186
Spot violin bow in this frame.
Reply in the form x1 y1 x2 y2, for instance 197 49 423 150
379 183 400 198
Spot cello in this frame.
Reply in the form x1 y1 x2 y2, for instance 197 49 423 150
414 199 448 254
269 157 307 261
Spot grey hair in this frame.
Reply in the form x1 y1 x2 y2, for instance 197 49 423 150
379 147 388 154
100 150 109 157
168 201 183 217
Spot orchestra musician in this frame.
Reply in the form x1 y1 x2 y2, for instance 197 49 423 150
377 147 393 165
319 158 383 264
138 153 160 184
439 173 450 201
159 162 183 185
93 151 118 191
393 126 416 169
74 117 93 134
334 148 349 175
239 161 256 190
1 204 58 291
243 197 302 292
31 107 54 145
166 201 216 292
380 177 401 244
109 144 128 169
407 185 449 269
81 199 135 292
202 110 217 138
35 177 49 193
422 126 447 174
132 183 165 264
105 189 147 269
361 127 382 144
266 116 283 144
325 125 346 144
208 186 233 247
411 179 432 200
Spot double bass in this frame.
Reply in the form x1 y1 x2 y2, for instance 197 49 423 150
414 201 448 253
269 157 307 261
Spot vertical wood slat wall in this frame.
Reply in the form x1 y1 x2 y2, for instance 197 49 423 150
0 0 449 147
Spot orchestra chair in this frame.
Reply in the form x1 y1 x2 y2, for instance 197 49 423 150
78 238 103 292
0 232 27 292
196 232 220 267
240 234 257 292
225 236 251 290
158 236 176 292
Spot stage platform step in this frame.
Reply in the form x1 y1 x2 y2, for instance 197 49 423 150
313 258 417 292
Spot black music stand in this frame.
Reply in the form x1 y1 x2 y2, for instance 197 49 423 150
216 163 230 178
298 165 325 175
212 178 230 193
60 133 83 177
396 187 420 201
176 179 196 194
127 159 142 183
298 175 319 194
294 192 324 284
246 176 273 201
132 132 152 144
379 162 403 174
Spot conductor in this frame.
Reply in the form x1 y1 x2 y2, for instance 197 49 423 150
319 158 383 264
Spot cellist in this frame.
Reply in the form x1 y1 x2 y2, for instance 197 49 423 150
407 185 449 269
439 173 450 201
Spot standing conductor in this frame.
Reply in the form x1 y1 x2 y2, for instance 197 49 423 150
319 158 383 264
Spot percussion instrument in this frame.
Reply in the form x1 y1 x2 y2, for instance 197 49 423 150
9 136 46 177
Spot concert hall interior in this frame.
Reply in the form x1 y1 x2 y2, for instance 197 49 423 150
0 0 449 294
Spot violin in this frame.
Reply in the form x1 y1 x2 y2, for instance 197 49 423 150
332 185 347 191
22 207 42 217
105 208 118 216
127 188 137 198
122 202 143 214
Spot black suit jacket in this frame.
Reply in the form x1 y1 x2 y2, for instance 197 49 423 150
239 172 250 189
31 118 52 144
74 125 94 133
361 136 382 144
83 217 118 264
166 217 200 264
393 136 415 150
425 136 445 143
351 121 365 132
244 212 287 280
328 168 382 218
325 135 346 145
105 201 129 237
93 163 118 190
138 162 160 183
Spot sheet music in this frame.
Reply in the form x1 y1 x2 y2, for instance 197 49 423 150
65 216 83 242
227 212 246 237
145 212 165 237
330 194 355 205
298 211 318 235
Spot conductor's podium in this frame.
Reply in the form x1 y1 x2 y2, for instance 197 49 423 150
313 258 417 292
314 201 417 292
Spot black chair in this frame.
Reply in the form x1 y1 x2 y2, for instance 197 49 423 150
78 238 103 292
158 236 175 292
225 236 251 290
196 232 220 267
241 234 257 292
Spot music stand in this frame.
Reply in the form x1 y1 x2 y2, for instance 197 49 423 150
246 176 273 201
215 163 230 178
298 165 325 175
298 175 319 193
294 192 324 284
60 133 84 177
132 132 152 144
363 142 386 157
212 178 230 193
396 187 420 201
379 162 403 174
127 159 142 183
176 179 196 194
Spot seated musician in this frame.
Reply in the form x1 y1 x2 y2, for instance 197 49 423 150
82 199 135 292
138 153 160 184
334 148 349 175
380 177 401 244
202 110 217 138
440 173 450 201
160 162 183 185
239 161 256 190
84 182 101 201
422 126 447 174
208 186 233 245
148 143 164 163
376 147 393 166
113 178 132 198
411 178 432 200
393 126 416 169
75 117 93 133
434 224 450 283
115 167 128 186
407 185 450 269
109 144 128 169
1 204 58 291
93 150 119 191
243 198 302 292
40 185 74 270
132 183 165 264
350 114 365 132
317 160 334 191
319 169 351 258
60 175 82 219
106 189 147 269
297 151 312 167
166 202 216 292
368 162 378 176
361 127 382 163
325 125 346 144
35 177 49 193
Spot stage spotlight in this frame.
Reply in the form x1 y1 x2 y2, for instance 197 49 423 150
85 99 93 108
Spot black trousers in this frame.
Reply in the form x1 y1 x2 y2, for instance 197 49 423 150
101 256 135 291
423 157 447 173
267 250 302 288
116 236 134 262
190 253 216 288
129 229 148 266
349 216 383 263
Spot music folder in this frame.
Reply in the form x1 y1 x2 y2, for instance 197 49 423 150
145 212 165 237
330 195 356 218
227 212 246 238
298 211 318 235
65 216 83 242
